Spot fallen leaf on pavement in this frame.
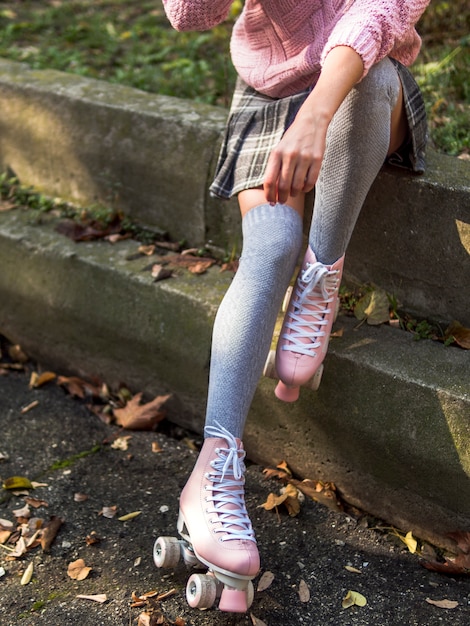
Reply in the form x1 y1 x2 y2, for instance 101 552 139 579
3 476 33 490
422 530 470 575
20 561 34 585
111 436 132 450
259 483 301 517
113 392 171 430
40 516 64 552
67 558 92 580
298 579 310 602
56 215 123 242
57 375 104 399
425 598 459 609
445 321 470 349
29 371 56 388
24 497 48 509
257 570 275 592
100 505 118 519
77 594 108 603
345 566 362 574
250 614 268 626
342 590 367 609
118 511 142 522
74 492 89 502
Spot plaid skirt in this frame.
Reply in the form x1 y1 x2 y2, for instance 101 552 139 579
210 58 427 199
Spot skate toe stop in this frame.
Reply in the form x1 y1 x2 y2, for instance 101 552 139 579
218 588 249 612
275 381 300 402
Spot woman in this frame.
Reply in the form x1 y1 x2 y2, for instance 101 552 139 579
156 0 429 612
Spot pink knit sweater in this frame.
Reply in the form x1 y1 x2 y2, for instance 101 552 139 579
162 0 429 98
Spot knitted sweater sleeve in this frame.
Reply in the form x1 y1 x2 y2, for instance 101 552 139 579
162 0 233 31
322 0 430 75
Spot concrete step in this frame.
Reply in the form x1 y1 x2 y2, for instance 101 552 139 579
0 207 468 549
1 58 469 326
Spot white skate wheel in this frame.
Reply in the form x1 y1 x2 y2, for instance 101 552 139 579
153 536 181 569
307 363 323 391
186 573 217 609
263 350 277 379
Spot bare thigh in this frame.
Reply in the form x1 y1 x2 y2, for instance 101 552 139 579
238 188 306 219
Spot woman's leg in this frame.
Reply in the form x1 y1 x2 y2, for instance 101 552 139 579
174 193 304 608
204 191 304 438
275 58 404 398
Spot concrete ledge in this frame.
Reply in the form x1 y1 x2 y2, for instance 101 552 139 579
0 59 469 325
0 208 468 549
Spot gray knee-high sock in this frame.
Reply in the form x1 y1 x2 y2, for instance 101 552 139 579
309 57 401 265
204 203 303 439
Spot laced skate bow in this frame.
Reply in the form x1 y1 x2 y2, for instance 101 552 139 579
204 424 256 543
281 261 340 357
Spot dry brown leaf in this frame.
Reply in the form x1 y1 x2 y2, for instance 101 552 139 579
24 496 48 508
111 436 132 450
445 321 470 349
250 614 268 626
151 441 163 453
57 375 103 399
40 516 63 552
8 536 27 558
298 579 310 602
100 505 118 519
8 344 28 363
0 530 11 544
0 519 14 531
425 598 459 609
113 392 171 430
74 492 89 502
67 558 92 580
76 594 108 603
187 260 214 274
257 570 275 592
29 371 56 388
85 531 100 546
448 531 470 553
289 478 342 512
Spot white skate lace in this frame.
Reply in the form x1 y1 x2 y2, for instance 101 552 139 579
204 424 256 543
281 261 340 356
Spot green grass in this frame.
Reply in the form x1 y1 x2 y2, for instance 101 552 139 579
0 0 468 155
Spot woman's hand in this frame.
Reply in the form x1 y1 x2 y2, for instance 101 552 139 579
263 46 364 205
263 109 330 204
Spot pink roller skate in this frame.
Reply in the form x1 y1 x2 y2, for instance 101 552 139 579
264 248 344 402
153 424 259 612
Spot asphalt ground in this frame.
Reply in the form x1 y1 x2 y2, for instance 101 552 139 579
0 359 469 626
